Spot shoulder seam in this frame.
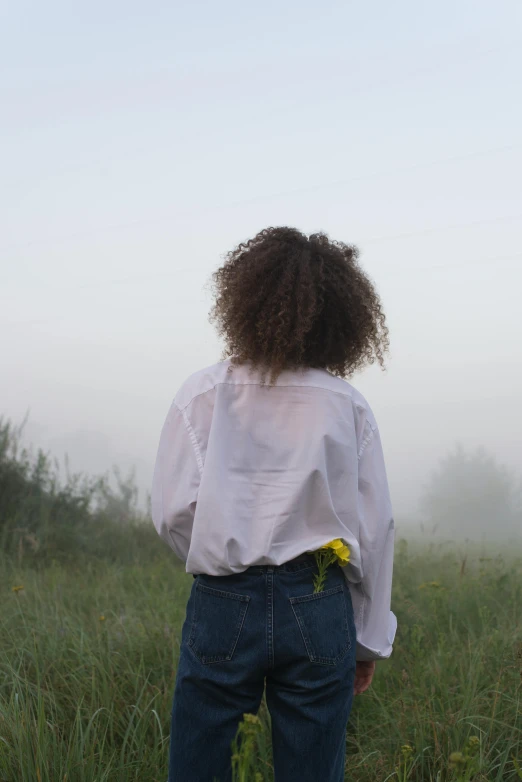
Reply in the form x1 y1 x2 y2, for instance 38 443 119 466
174 401 204 476
176 380 355 411
358 420 377 460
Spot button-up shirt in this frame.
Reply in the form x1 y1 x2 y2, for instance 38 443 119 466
152 357 397 661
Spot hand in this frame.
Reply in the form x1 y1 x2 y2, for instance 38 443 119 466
354 660 375 695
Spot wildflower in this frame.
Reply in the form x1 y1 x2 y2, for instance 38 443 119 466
311 539 351 593
419 581 443 589
12 585 24 593
320 539 351 565
449 751 466 768
397 743 414 776
99 615 106 622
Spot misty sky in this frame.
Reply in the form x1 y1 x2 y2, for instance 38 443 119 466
2 0 521 521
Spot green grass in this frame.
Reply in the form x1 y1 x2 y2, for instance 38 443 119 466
1 539 522 781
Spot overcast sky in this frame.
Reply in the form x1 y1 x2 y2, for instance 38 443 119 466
2 0 521 521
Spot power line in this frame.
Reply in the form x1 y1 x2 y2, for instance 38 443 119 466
2 142 520 254
3 38 519 192
370 252 522 275
361 212 522 245
223 144 521 209
1 254 520 326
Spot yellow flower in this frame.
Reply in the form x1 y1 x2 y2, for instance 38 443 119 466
322 539 344 551
449 751 466 767
336 545 350 564
321 539 350 565
12 585 24 593
99 615 106 622
311 539 351 592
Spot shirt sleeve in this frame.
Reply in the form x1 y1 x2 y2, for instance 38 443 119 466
151 401 202 562
351 420 397 662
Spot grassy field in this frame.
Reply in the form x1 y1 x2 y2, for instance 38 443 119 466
1 539 521 782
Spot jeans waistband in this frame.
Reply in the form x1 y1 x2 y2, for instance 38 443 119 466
192 552 317 578
247 552 317 573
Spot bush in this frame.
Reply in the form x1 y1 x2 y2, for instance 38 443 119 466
0 417 171 567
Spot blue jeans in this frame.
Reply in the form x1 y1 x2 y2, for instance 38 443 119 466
168 553 357 782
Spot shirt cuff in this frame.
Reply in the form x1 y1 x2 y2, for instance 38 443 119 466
355 610 397 662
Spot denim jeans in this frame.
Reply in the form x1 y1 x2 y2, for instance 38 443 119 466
168 554 357 782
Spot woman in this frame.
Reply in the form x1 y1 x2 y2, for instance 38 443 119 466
152 226 397 782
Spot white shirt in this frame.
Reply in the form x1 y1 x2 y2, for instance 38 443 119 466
152 358 397 662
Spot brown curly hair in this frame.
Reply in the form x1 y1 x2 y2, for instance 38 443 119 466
208 226 389 385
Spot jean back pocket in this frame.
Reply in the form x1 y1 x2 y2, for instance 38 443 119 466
289 584 351 665
188 581 250 665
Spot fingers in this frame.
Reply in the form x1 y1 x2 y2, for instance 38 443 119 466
354 661 376 695
354 675 372 695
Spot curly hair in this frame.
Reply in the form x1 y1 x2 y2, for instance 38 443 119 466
208 226 389 385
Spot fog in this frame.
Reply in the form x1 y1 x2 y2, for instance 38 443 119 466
2 1 521 530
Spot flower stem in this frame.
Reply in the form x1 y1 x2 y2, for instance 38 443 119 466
313 550 337 593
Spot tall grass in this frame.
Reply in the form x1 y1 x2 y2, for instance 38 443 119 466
1 543 521 781
1 419 521 780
